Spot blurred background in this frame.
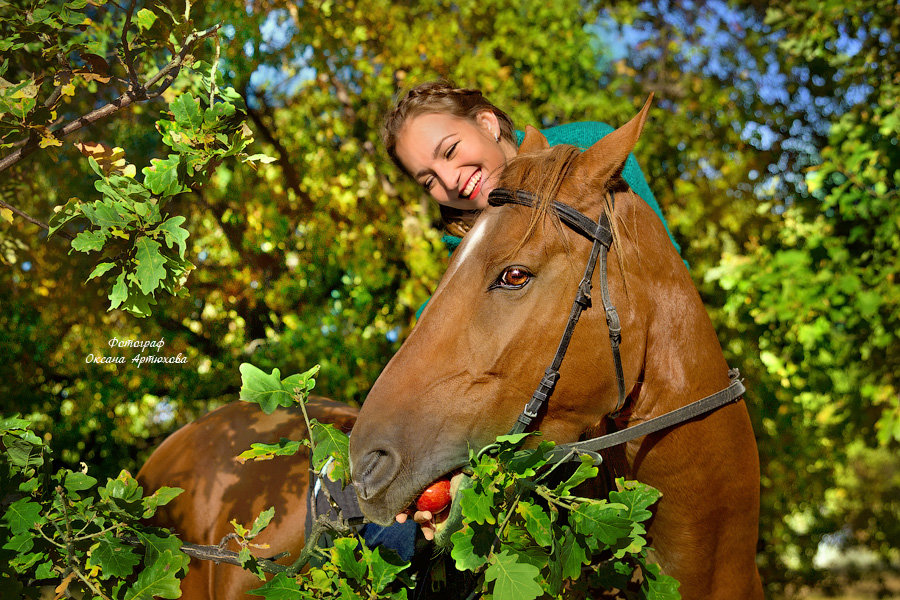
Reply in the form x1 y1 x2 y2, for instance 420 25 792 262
1 1 897 596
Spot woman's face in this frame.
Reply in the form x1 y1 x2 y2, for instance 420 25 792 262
394 111 515 210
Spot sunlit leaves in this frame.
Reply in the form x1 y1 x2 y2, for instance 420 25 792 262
449 435 676 598
238 364 300 413
0 419 189 599
483 551 543 600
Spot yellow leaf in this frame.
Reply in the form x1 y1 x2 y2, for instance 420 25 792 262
123 163 136 178
54 572 76 599
1 208 13 223
40 135 62 148
61 82 76 97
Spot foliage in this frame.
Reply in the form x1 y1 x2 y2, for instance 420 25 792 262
1 0 270 317
0 414 188 599
448 434 680 600
699 0 900 586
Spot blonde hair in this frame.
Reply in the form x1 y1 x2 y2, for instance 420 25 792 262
382 80 516 235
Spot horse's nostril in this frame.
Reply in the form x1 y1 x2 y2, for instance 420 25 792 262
353 449 398 501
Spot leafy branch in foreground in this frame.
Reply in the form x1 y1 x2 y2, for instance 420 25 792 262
447 434 680 600
0 415 188 599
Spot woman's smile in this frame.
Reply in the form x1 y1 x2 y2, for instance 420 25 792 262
460 168 483 200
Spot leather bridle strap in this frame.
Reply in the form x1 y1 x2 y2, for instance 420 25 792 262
547 371 746 465
488 188 627 435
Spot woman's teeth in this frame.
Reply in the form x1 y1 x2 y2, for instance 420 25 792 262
461 170 482 198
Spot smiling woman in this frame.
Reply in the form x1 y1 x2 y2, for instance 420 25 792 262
381 80 680 255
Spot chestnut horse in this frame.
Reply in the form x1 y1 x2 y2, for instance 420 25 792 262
137 398 357 599
349 100 764 598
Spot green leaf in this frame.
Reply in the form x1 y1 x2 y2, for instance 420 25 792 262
109 270 128 310
458 484 496 525
517 501 552 547
3 432 45 471
81 199 131 231
137 532 188 574
135 8 157 30
134 236 167 294
141 487 184 518
124 549 183 600
366 546 408 593
608 479 661 523
571 502 632 548
64 471 98 494
2 498 43 535
249 572 304 599
89 535 140 580
331 537 365 582
238 363 294 413
87 262 116 281
47 198 82 237
142 155 186 197
553 454 599 496
553 526 589 580
643 562 682 600
102 470 142 503
450 525 490 571
170 94 203 130
248 506 275 538
310 423 350 483
281 364 320 396
237 439 305 462
2 531 34 553
155 216 189 259
483 550 543 600
71 229 107 253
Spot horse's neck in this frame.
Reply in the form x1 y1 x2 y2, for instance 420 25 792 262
612 189 731 419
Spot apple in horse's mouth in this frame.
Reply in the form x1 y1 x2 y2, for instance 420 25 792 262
416 478 451 513
405 470 468 539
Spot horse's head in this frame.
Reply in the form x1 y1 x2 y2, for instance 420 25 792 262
350 98 671 527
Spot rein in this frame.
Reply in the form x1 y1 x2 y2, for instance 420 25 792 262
487 188 746 465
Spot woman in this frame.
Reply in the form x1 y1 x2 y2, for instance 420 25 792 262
376 80 682 541
381 79 680 254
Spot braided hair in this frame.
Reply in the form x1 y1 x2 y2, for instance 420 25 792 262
382 80 516 236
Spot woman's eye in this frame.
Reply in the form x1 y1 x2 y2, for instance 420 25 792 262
496 266 532 289
445 142 458 159
423 177 434 191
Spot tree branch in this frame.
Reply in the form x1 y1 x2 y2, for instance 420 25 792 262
0 24 220 175
0 198 75 240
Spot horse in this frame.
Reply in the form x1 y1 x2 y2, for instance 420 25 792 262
136 397 358 599
348 99 764 599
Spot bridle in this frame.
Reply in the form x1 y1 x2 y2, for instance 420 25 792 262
487 187 746 465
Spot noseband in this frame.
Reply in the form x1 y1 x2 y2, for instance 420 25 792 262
487 188 746 465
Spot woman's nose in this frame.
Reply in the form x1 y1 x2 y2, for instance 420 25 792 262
434 164 458 193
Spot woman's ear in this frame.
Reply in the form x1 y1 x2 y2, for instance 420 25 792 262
475 110 501 139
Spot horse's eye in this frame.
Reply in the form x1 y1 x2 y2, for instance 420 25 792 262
497 266 532 289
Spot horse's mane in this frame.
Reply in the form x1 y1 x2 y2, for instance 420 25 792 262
497 145 582 256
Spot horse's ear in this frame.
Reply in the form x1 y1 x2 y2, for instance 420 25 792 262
574 94 654 189
519 125 550 153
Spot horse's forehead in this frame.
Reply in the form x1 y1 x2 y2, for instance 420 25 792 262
452 215 491 268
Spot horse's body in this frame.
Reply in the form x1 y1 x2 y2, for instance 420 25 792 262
136 398 358 600
349 101 764 598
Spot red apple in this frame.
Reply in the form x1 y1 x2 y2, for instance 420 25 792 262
416 479 452 513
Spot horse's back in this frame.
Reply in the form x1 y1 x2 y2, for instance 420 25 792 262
137 397 358 599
